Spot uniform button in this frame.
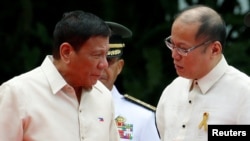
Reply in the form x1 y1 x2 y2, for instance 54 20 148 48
182 124 186 128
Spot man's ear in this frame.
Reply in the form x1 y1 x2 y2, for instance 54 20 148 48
60 42 73 63
117 59 124 75
211 41 222 55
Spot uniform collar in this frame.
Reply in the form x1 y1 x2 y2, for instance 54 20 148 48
111 85 124 99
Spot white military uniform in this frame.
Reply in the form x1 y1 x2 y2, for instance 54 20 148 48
111 86 160 141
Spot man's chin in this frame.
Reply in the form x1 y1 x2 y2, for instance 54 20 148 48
82 85 93 91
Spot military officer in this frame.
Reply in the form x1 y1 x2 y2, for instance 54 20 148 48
99 21 160 141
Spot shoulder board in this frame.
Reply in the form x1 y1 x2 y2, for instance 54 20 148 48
124 94 156 112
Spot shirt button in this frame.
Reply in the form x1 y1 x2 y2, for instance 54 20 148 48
182 124 186 128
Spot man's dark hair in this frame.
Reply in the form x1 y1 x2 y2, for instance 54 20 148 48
52 10 111 59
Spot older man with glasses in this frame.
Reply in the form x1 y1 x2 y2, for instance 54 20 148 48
156 5 250 141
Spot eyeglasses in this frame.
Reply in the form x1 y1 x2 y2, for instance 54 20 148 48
164 36 212 56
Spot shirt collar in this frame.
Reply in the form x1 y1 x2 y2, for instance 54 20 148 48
111 85 124 99
41 55 67 94
197 55 228 94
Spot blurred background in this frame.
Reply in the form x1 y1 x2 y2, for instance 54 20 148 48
1 0 250 106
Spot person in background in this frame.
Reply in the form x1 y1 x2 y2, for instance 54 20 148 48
99 21 160 141
0 10 119 141
156 5 250 141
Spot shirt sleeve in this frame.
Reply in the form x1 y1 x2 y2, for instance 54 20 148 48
0 83 24 141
